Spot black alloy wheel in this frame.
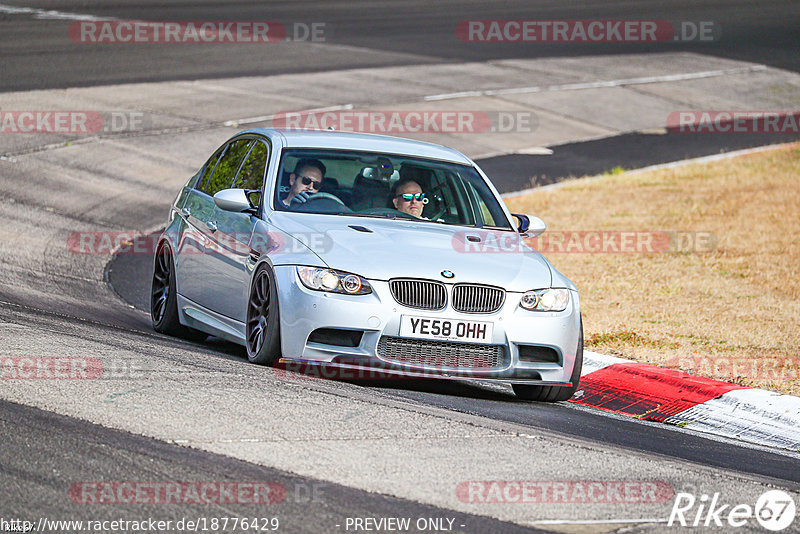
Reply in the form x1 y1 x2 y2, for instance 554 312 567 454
246 265 282 365
150 241 206 342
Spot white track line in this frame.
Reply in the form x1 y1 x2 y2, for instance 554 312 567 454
425 65 768 101
0 4 116 21
528 518 668 525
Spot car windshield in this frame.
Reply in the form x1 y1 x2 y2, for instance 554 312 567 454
273 149 513 230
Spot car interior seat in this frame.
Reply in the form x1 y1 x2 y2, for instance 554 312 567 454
320 177 352 205
350 171 391 211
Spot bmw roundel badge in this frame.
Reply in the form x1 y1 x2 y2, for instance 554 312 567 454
441 270 455 279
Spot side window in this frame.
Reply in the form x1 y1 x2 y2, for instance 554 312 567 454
196 149 223 190
477 196 497 226
234 141 269 190
202 139 253 197
462 175 509 228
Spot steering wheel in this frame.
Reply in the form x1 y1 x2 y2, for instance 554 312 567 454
303 192 346 206
292 192 353 213
416 180 448 219
429 204 448 221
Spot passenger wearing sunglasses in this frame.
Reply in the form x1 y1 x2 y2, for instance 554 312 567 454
283 158 326 208
391 179 428 218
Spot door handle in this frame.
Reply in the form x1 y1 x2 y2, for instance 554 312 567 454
206 220 218 232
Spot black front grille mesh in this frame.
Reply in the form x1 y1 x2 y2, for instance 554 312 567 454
377 336 507 370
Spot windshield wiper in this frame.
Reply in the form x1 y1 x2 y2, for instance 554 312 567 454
334 212 417 221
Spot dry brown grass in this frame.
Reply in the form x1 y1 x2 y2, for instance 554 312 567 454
504 143 800 395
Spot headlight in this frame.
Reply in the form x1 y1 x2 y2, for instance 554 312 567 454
519 288 570 311
296 267 372 295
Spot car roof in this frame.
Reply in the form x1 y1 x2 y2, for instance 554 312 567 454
241 128 474 165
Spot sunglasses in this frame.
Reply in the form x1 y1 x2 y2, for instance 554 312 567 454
396 192 425 202
298 175 321 190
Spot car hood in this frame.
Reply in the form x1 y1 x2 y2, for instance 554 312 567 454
269 213 553 291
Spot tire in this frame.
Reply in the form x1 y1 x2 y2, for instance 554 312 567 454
150 241 207 342
513 320 583 402
246 265 282 366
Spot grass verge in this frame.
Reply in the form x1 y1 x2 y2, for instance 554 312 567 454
505 143 800 395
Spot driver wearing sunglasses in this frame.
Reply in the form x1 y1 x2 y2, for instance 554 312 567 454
391 179 428 218
283 158 326 208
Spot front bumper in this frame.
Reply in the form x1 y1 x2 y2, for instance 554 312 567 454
273 266 581 384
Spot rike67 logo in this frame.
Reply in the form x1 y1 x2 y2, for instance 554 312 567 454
669 490 796 531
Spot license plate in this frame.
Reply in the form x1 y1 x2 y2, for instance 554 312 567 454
399 316 493 344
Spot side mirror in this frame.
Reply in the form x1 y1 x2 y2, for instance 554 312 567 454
512 214 546 238
214 189 257 214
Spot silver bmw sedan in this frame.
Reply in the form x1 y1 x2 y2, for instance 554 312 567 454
151 129 582 402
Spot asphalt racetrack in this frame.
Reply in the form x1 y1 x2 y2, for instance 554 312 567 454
1 0 798 91
1 1 799 532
